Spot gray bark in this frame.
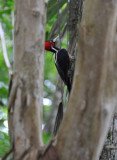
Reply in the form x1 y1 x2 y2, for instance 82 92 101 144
100 114 117 160
68 0 83 56
8 0 46 159
100 20 117 160
55 0 117 160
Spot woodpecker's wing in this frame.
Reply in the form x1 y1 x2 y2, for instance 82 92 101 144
55 60 66 84
55 61 71 93
56 49 70 74
55 49 71 92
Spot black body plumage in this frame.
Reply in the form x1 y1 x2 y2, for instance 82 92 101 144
54 48 71 93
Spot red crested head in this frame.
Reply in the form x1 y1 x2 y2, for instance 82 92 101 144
45 40 55 51
45 36 59 51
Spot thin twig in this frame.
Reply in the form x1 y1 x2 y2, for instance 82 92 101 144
57 0 61 48
0 21 12 77
2 146 14 160
8 75 18 112
104 145 117 150
18 147 31 160
37 137 56 158
11 11 14 65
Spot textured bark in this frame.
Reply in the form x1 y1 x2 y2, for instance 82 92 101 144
55 0 117 160
68 0 83 56
8 0 46 159
100 114 117 160
100 20 117 160
68 0 84 89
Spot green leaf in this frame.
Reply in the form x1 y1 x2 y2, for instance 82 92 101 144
43 133 52 144
47 0 67 21
0 131 10 158
49 6 68 38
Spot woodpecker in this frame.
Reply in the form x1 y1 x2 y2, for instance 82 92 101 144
45 36 71 93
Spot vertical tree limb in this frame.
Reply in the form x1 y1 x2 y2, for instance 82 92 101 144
8 0 47 159
100 18 117 160
55 0 117 160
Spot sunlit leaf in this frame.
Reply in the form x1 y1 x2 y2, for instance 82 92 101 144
0 131 10 158
43 133 52 144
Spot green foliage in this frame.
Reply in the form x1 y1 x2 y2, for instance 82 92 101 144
0 106 9 158
43 133 52 144
0 131 10 158
0 47 9 84
47 0 67 21
0 0 14 38
44 52 57 84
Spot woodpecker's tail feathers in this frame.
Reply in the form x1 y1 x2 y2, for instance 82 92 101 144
53 102 63 136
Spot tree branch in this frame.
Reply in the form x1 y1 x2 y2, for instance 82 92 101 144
7 75 18 112
0 21 12 77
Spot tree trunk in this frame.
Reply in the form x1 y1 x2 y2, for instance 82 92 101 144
55 0 117 160
100 20 117 160
68 0 83 56
8 0 46 159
